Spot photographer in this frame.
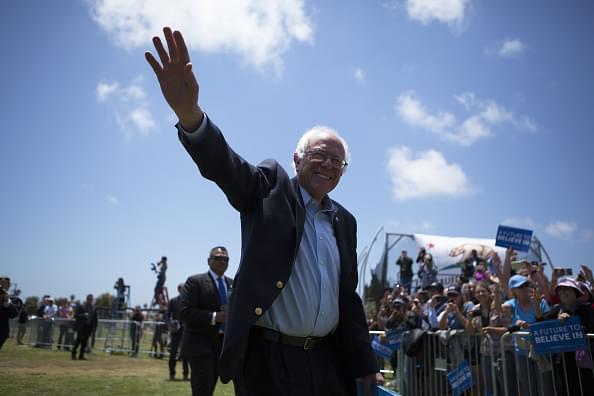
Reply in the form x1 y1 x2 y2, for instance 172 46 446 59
0 276 18 350
152 256 168 307
438 285 474 330
424 282 447 331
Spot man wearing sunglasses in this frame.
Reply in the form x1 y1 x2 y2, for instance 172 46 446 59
180 246 233 396
146 27 380 395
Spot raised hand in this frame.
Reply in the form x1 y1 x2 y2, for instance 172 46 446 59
145 27 203 130
581 264 593 284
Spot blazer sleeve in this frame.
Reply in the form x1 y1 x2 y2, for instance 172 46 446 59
178 118 276 213
179 276 216 329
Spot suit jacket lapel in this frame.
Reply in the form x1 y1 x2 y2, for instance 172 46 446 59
206 273 220 306
332 210 350 284
292 178 306 259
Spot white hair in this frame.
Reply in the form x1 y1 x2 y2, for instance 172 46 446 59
292 125 350 175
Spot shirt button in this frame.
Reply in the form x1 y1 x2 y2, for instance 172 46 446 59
254 307 263 316
275 281 284 289
319 236 323 240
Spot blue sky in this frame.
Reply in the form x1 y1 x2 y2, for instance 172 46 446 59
2 0 593 306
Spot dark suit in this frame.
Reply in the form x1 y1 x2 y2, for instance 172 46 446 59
180 272 232 396
166 295 189 379
71 302 97 359
179 117 376 394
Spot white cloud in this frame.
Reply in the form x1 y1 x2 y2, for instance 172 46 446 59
395 91 536 146
96 82 119 102
387 146 471 200
396 91 456 132
121 84 146 100
545 221 578 239
128 108 156 132
405 0 470 26
97 78 155 139
354 67 365 83
498 38 526 58
89 0 314 73
106 194 119 205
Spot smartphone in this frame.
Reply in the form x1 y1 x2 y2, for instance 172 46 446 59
553 267 566 276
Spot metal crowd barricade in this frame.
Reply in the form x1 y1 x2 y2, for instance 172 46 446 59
386 328 594 396
499 331 594 396
396 330 483 396
27 317 58 348
11 317 171 358
137 320 169 358
97 319 136 355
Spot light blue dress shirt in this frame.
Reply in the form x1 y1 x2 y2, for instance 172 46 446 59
255 187 341 337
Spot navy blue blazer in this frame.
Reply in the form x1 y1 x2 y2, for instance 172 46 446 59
178 117 376 384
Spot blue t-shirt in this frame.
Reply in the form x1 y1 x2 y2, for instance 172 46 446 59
504 298 550 324
504 297 550 355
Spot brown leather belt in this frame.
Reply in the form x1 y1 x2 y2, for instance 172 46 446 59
253 326 330 350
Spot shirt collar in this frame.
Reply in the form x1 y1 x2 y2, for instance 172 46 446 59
209 269 224 282
299 186 336 214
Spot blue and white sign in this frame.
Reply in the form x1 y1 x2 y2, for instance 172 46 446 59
495 225 533 252
530 316 588 354
371 336 393 360
447 360 473 396
385 328 406 351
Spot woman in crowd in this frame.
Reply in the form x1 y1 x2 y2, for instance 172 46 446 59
438 284 474 330
537 277 594 395
467 281 514 396
504 274 553 396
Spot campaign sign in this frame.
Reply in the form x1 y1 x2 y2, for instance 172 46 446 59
530 316 588 354
385 328 405 351
447 360 473 396
371 336 393 360
495 225 533 252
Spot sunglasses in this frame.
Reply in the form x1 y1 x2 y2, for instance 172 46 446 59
210 256 229 262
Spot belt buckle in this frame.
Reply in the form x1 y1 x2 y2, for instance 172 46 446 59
303 336 316 350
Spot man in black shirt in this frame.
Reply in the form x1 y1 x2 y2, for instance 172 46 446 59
71 294 97 360
396 250 414 294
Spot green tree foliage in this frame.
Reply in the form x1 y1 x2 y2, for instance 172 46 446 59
24 296 39 316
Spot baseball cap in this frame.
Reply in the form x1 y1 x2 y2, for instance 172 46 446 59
508 275 530 289
393 298 405 306
446 285 462 295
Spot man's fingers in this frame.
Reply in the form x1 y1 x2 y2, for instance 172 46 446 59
163 27 179 62
145 52 163 78
153 36 170 67
184 63 198 91
174 30 191 64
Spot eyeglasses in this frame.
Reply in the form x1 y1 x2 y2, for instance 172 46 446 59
304 149 348 169
209 256 229 263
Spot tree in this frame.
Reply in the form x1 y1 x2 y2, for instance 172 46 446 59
24 296 39 316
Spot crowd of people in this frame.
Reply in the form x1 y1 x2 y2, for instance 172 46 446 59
369 247 594 395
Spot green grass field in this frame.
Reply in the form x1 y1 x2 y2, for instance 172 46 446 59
0 341 235 395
